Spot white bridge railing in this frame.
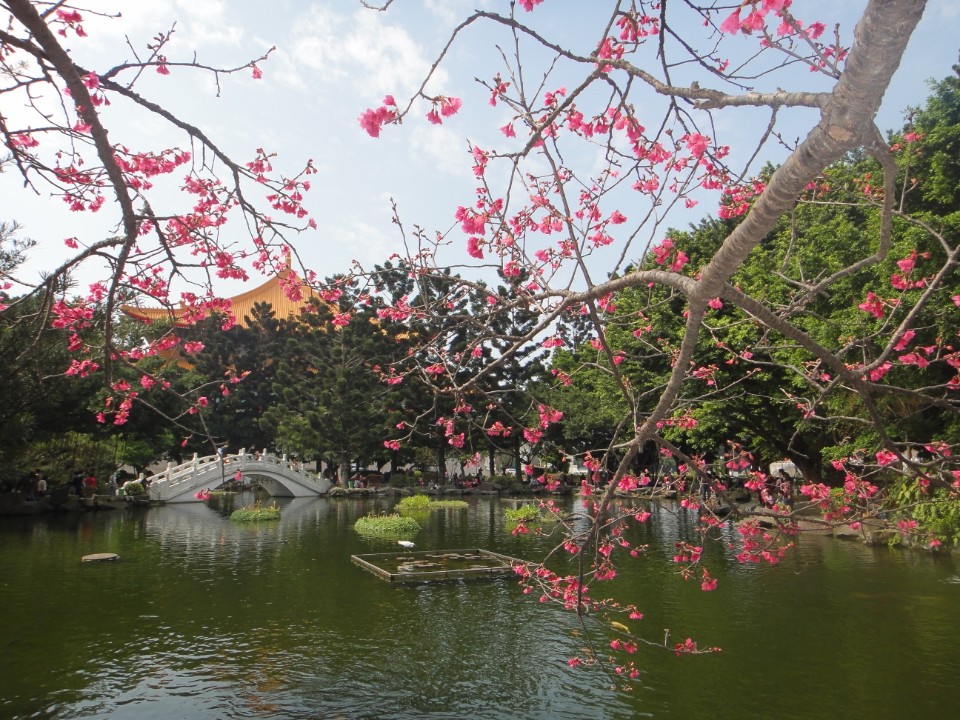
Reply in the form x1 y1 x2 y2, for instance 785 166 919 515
146 450 332 503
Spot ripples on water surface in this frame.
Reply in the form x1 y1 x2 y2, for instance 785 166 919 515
0 494 957 719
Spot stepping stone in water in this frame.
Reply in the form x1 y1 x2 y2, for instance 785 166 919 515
81 553 119 563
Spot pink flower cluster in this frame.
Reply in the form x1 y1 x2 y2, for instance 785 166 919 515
358 96 398 138
651 238 689 272
426 96 462 125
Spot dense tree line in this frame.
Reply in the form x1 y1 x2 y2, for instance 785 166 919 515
4 61 959 500
543 62 960 488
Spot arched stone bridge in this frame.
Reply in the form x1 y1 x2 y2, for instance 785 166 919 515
146 450 332 503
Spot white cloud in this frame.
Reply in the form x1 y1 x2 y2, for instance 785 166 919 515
421 0 478 26
262 43 309 91
174 0 225 23
935 0 960 20
291 5 448 100
332 217 401 269
71 0 245 52
408 122 471 178
170 0 245 48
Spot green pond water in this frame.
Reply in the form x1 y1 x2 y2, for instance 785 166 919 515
0 493 957 719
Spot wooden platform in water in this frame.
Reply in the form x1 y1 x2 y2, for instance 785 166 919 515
81 553 119 562
351 548 525 583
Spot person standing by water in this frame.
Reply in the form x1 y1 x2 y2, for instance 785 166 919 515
699 472 712 503
107 469 120 496
71 470 84 498
778 469 795 509
83 471 97 498
24 471 40 501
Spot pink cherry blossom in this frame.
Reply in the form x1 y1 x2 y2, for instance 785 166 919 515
858 292 885 319
897 519 917 534
359 102 397 138
875 449 898 466
719 8 742 34
440 96 462 117
684 133 710 157
467 236 484 259
893 329 915 352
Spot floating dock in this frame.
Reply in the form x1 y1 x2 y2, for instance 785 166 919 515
81 553 119 562
351 548 525 583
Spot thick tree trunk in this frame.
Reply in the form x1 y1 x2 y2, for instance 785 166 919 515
790 454 824 485
437 441 446 485
623 0 928 457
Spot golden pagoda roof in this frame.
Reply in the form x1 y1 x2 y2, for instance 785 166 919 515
122 264 320 329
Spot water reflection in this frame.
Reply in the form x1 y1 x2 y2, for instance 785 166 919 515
0 495 957 720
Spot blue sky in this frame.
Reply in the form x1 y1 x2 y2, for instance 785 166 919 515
3 0 958 299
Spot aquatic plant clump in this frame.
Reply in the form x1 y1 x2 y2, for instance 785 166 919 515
396 496 468 514
230 503 281 522
396 495 432 513
354 512 421 538
505 505 541 524
432 500 469 510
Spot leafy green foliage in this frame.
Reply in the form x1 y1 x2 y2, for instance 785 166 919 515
431 499 469 509
906 60 960 214
230 502 281 522
0 291 103 480
505 504 541 524
396 494 432 513
185 304 286 455
396 495 468 516
259 288 408 476
122 481 144 496
893 481 960 548
541 62 960 488
353 512 420 538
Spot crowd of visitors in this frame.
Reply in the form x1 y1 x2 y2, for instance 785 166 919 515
2 469 50 500
1 466 145 501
